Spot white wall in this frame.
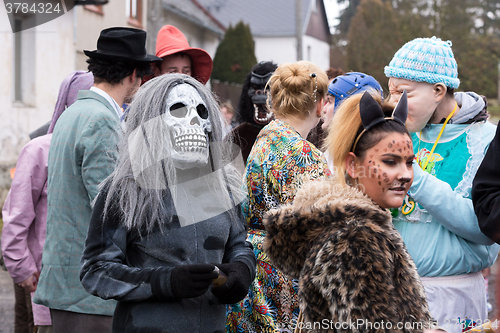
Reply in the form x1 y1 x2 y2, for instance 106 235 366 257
0 1 150 206
75 1 149 70
0 1 150 162
303 34 330 71
0 6 17 165
0 5 75 206
146 12 221 60
0 6 75 165
254 35 330 70
254 36 297 66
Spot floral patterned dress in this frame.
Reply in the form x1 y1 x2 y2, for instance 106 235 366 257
226 119 331 333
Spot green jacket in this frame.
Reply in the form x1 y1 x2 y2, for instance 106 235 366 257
34 90 120 315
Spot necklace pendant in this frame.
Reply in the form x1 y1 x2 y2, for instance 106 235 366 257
402 196 416 215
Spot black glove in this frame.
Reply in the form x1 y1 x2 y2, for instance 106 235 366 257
170 264 218 299
212 261 252 304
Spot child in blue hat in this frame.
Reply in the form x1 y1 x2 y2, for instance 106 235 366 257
385 36 499 333
321 72 383 170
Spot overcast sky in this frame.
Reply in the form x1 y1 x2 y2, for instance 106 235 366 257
323 0 345 33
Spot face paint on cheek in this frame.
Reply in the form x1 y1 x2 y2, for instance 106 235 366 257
378 181 382 186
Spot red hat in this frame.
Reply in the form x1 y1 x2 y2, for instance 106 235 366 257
156 25 213 84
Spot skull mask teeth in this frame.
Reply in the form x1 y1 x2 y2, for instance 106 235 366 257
170 128 208 153
163 83 212 169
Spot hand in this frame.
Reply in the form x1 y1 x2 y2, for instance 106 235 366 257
212 261 252 304
170 264 218 299
18 272 39 293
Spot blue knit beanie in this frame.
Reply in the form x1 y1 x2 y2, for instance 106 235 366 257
384 36 460 89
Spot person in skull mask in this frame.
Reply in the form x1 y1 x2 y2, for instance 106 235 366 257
228 61 278 163
80 74 256 333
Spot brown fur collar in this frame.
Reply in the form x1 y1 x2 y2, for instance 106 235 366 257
263 180 392 279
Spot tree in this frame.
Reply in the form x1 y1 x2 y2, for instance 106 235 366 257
346 0 402 89
211 21 257 84
336 0 363 37
390 0 431 42
473 0 500 35
426 0 500 96
458 35 500 97
339 0 500 98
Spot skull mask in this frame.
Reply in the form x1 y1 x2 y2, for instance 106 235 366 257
163 83 212 170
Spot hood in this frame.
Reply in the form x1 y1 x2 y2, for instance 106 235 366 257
48 71 94 134
451 91 488 124
263 180 391 279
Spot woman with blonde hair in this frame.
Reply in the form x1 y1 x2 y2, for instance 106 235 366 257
264 91 433 332
226 61 331 332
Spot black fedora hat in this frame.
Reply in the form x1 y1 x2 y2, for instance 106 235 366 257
84 27 161 63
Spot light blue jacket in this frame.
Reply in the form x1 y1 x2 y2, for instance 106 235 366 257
394 93 500 277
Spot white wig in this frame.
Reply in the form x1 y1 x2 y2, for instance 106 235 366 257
102 74 245 233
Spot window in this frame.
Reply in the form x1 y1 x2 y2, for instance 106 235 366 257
126 0 143 28
13 17 36 105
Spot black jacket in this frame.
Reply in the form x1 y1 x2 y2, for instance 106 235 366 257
80 188 255 333
473 121 500 243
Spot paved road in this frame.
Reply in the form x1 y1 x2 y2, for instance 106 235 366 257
0 268 15 333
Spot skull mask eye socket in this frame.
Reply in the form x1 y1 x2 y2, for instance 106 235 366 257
170 103 188 118
169 103 209 121
197 104 208 119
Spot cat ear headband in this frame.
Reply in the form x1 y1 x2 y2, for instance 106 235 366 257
351 90 408 152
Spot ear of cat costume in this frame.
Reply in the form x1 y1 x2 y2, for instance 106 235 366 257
352 90 408 152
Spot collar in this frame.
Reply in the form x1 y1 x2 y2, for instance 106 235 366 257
90 87 124 121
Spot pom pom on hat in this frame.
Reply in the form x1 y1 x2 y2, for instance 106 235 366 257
384 36 460 89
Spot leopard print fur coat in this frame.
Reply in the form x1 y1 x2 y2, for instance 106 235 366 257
263 180 432 332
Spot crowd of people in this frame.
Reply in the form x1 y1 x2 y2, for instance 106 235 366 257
1 24 500 333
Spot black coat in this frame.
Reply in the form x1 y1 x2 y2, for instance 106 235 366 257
473 122 500 243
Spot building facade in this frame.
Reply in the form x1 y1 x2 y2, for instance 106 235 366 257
197 0 331 69
0 1 149 206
